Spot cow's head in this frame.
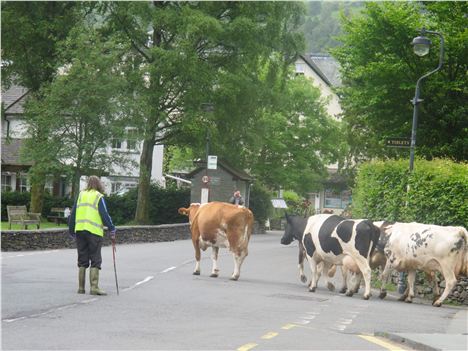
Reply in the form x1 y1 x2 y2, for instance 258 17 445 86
178 203 201 224
373 221 394 252
280 213 308 245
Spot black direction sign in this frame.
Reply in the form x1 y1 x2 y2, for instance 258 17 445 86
385 137 411 148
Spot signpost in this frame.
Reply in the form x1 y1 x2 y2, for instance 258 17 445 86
207 155 218 169
385 137 411 148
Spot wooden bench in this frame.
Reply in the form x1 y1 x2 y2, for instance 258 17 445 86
7 205 41 230
47 207 69 225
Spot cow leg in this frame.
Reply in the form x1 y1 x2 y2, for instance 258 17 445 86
430 272 441 303
340 265 348 294
433 268 457 307
231 249 248 281
192 238 201 275
378 263 393 299
323 262 335 291
352 256 372 300
298 243 307 283
210 247 220 278
307 259 319 292
404 270 416 303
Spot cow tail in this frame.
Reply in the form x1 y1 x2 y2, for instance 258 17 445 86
365 220 380 257
462 227 468 277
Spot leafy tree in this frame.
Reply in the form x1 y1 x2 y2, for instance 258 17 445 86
23 26 128 197
102 1 305 223
246 74 344 194
1 1 84 211
332 2 467 165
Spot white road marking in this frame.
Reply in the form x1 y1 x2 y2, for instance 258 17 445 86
161 266 176 273
2 250 59 259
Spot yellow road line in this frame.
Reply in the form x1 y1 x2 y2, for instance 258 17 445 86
237 343 258 351
261 332 279 340
281 323 297 330
358 335 405 351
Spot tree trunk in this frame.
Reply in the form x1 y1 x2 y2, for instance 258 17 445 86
30 177 46 214
135 138 155 224
71 169 81 199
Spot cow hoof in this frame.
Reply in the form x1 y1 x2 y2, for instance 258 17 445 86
339 287 347 294
193 271 200 276
309 287 316 293
327 282 335 291
432 295 441 304
300 275 307 283
379 291 387 299
433 301 442 307
345 291 354 297
363 294 370 300
352 288 359 294
210 273 219 278
405 298 413 304
230 275 239 281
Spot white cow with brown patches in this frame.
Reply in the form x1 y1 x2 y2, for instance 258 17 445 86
374 221 468 307
178 202 254 280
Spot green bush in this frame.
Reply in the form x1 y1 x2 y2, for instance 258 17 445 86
1 191 31 221
248 182 273 225
1 191 74 221
352 159 468 227
106 184 190 225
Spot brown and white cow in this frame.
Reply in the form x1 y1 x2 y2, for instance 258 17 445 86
178 202 254 280
374 221 468 307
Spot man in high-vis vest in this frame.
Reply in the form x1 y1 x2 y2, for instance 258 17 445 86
68 176 116 295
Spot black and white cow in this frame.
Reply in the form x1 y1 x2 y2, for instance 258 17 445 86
302 214 380 299
281 214 339 287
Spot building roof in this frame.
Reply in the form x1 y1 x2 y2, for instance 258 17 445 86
188 159 253 181
308 53 342 87
299 53 342 88
1 138 33 166
1 85 29 115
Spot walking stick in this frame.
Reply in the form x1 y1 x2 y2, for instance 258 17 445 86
111 237 119 295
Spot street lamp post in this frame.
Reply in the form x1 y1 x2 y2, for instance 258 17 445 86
399 28 444 295
409 28 444 172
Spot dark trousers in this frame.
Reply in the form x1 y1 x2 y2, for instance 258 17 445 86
76 230 103 269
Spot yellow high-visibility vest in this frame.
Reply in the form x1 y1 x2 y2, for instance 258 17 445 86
75 190 104 237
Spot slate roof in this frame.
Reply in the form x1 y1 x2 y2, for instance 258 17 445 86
1 85 29 115
188 159 253 181
1 138 33 166
300 53 342 88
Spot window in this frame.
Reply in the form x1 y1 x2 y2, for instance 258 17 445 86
112 139 123 149
126 129 138 151
19 174 29 193
295 63 305 75
44 178 54 194
1 174 12 192
324 189 352 209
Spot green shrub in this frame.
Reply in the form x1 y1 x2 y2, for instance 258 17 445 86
106 184 190 225
248 182 273 225
1 191 31 221
352 159 468 227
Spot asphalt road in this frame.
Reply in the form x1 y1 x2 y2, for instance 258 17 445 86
1 231 465 350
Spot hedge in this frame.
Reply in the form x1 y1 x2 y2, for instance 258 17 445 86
2 182 273 226
352 158 467 227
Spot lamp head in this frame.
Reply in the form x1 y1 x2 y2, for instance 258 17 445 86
412 35 431 57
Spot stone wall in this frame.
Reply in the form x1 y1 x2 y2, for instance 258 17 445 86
1 223 191 251
1 222 265 252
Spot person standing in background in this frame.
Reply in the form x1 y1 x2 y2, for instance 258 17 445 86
68 176 116 296
229 190 244 206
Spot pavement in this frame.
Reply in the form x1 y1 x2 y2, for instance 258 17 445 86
376 295 467 351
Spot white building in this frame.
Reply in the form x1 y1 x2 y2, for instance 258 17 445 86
294 54 350 215
1 84 164 196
